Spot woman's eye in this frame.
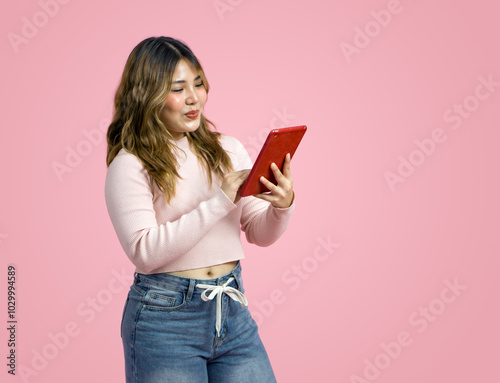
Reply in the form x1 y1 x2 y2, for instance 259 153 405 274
170 82 203 92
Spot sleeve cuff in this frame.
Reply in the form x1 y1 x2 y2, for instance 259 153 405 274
272 192 296 211
269 194 295 220
216 187 238 209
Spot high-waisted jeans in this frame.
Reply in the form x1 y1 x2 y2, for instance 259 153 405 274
121 261 277 382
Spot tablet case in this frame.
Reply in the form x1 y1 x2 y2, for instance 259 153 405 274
240 125 307 197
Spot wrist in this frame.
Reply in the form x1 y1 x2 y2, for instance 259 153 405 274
272 192 295 209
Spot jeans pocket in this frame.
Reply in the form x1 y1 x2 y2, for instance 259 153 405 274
144 288 186 312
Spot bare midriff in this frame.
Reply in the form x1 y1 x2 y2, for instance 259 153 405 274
166 260 239 279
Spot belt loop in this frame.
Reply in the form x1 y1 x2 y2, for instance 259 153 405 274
186 279 195 302
133 272 140 284
230 269 240 291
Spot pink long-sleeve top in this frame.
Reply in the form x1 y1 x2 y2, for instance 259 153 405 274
104 134 295 274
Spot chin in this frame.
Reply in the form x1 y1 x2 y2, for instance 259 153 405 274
188 121 202 132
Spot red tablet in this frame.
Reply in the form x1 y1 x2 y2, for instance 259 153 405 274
240 125 307 197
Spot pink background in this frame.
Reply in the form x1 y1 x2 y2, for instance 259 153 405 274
2 0 499 382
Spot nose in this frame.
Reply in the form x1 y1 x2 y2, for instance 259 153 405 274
186 86 199 104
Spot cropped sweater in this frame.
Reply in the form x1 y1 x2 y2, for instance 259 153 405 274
104 134 295 274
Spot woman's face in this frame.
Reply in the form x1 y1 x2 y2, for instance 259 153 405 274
160 59 208 140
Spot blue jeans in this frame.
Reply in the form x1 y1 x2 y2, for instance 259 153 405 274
121 261 277 382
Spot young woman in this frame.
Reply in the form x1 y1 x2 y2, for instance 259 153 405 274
104 36 295 383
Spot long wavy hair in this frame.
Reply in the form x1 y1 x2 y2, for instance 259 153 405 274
106 36 233 203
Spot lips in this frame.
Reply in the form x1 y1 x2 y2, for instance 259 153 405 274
185 109 199 119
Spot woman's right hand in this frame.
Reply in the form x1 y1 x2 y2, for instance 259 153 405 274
221 169 251 204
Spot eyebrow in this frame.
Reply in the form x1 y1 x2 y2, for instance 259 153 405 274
172 75 201 84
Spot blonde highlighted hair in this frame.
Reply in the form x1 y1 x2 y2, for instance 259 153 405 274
106 36 233 202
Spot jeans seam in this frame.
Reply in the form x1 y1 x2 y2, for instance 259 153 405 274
143 301 187 312
149 292 176 305
131 284 146 296
131 303 143 348
120 295 130 339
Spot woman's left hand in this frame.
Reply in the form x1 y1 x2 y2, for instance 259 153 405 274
254 153 295 208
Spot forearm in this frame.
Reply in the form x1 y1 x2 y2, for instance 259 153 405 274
241 196 295 247
104 152 237 273
123 189 236 272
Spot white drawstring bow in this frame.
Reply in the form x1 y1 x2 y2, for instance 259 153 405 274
196 277 248 337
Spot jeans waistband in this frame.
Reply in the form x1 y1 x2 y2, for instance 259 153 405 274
133 261 242 294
